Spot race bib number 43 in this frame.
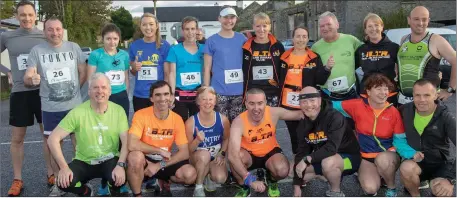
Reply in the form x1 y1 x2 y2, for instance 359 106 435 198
17 54 28 71
46 67 71 84
224 69 243 84
138 67 158 81
180 72 201 86
327 76 349 92
253 66 273 80
105 70 125 86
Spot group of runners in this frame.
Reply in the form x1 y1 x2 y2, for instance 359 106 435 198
1 1 456 197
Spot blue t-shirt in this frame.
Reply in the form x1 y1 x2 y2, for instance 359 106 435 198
166 43 205 91
204 32 247 96
128 39 171 98
88 48 130 94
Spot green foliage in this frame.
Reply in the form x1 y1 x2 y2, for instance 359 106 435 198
380 8 409 30
1 1 15 19
110 6 134 41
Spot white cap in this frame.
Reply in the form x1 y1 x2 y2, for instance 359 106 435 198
220 7 238 17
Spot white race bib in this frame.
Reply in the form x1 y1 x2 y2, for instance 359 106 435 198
105 70 125 86
398 92 413 105
138 67 157 81
327 76 349 92
46 67 71 84
224 69 243 84
16 54 28 71
286 92 300 107
89 152 114 165
146 147 168 161
180 72 201 86
197 144 221 158
252 66 273 80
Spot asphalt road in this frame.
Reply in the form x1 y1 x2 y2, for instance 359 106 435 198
1 75 455 196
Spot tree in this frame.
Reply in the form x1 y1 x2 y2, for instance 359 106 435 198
110 6 134 41
1 1 15 19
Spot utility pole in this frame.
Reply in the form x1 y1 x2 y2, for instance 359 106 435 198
153 0 157 15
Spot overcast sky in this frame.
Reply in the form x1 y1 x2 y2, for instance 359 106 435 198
112 1 268 17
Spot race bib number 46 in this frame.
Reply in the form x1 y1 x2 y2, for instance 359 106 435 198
105 70 125 86
46 67 71 84
286 92 300 107
224 69 243 84
138 67 158 81
17 54 28 71
253 66 273 80
327 76 349 92
180 72 201 86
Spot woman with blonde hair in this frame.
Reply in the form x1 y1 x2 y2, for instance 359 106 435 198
129 13 171 112
185 86 230 197
355 13 399 106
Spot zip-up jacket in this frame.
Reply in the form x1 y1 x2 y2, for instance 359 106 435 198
242 34 285 97
397 101 456 163
333 98 407 159
279 48 330 110
293 100 360 185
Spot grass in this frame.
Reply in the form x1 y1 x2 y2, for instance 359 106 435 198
1 89 10 101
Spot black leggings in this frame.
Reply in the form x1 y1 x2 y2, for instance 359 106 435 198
172 100 199 121
109 90 130 119
59 157 123 196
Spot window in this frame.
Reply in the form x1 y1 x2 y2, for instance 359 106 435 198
160 23 167 32
161 35 167 40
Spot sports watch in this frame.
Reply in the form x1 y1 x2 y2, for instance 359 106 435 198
446 87 456 93
303 157 311 166
160 160 166 169
117 162 127 168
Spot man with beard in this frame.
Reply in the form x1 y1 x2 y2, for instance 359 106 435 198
24 16 86 196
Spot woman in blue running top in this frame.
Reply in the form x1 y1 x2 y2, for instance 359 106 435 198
129 13 171 112
87 23 130 117
166 16 205 121
185 86 230 197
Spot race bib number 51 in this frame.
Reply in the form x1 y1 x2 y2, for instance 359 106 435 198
224 69 243 84
46 67 71 84
138 67 158 81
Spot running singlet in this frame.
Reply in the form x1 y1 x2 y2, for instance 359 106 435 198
129 106 187 160
398 32 441 97
240 106 279 157
193 112 224 158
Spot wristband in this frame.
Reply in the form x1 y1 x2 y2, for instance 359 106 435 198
219 150 226 157
243 172 257 186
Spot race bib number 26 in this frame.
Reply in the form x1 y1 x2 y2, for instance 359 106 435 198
46 67 71 84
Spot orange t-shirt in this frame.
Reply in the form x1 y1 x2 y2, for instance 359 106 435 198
240 106 279 157
129 106 188 152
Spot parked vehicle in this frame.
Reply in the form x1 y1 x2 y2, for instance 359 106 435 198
281 39 315 50
81 47 92 56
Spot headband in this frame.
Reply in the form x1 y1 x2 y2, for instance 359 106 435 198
299 93 321 100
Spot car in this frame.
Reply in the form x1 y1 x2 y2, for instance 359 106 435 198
81 47 92 57
281 39 315 51
443 25 456 31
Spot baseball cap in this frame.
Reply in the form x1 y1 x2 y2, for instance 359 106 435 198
220 7 238 17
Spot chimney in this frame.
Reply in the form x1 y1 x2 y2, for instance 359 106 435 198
237 0 243 9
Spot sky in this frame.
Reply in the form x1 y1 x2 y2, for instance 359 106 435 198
112 1 268 17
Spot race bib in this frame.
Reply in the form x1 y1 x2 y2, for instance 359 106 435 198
90 152 114 165
398 92 413 104
224 69 243 84
138 67 157 81
327 76 349 92
252 66 273 80
146 147 168 161
180 72 201 86
46 67 71 84
16 54 28 71
105 70 125 86
286 92 300 107
197 144 221 158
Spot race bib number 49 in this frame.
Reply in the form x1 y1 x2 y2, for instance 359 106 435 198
138 67 158 81
286 92 300 107
105 70 125 86
253 66 273 80
180 72 201 86
327 76 349 92
17 54 28 71
46 67 71 84
224 69 243 84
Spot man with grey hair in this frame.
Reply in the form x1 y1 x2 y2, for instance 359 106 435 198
196 28 206 44
311 11 362 101
47 73 129 196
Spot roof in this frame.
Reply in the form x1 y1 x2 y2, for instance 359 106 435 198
144 6 242 22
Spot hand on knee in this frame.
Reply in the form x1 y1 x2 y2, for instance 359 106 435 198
431 179 454 197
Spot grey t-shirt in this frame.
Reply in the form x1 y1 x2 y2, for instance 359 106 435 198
27 41 85 112
0 27 46 92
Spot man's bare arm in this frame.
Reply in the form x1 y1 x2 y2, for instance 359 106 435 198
203 54 212 86
128 134 166 155
164 144 190 167
271 107 304 123
227 117 249 179
434 34 456 88
47 126 72 169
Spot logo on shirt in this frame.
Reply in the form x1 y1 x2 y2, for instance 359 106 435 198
250 131 273 143
401 46 408 52
305 131 328 144
252 50 272 62
93 122 109 131
341 51 351 57
273 50 280 57
146 127 174 140
361 51 391 61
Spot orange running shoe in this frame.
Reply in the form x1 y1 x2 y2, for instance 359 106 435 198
47 174 56 186
7 179 23 197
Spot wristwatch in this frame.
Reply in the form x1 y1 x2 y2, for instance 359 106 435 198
160 160 166 169
303 157 311 166
446 87 456 93
117 162 127 168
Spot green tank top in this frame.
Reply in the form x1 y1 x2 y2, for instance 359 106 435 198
398 32 441 97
